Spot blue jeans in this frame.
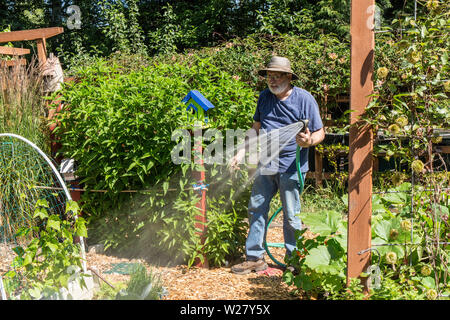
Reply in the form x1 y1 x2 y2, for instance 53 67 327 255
245 170 304 261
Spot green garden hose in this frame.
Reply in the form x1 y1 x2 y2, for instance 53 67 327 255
263 145 305 268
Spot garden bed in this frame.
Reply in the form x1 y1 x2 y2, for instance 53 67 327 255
86 252 300 300
84 213 311 300
1 212 308 300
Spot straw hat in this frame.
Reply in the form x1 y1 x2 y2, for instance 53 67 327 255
258 56 299 80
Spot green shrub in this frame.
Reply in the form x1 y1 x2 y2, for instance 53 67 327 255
52 54 256 266
3 200 87 300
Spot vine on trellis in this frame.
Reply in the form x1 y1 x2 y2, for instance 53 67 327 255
362 0 449 297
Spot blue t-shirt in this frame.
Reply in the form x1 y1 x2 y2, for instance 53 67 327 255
253 86 323 173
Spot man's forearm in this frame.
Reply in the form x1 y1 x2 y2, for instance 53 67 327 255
309 128 325 146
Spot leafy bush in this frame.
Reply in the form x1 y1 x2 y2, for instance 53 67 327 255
283 210 347 298
3 200 87 300
284 181 449 299
155 33 351 123
51 54 256 266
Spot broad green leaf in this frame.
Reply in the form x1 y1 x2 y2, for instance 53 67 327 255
335 233 347 250
47 218 61 231
305 245 331 269
58 274 70 287
382 192 406 204
315 261 343 274
33 207 48 220
295 274 313 291
421 276 435 289
373 220 391 241
282 270 294 285
326 238 345 260
302 210 341 236
374 240 405 260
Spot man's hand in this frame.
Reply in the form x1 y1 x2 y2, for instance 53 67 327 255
228 148 246 171
296 127 313 148
296 127 325 148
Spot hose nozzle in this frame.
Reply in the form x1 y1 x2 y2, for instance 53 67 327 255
298 119 309 133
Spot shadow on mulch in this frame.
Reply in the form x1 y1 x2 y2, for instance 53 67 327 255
246 275 301 300
245 264 303 300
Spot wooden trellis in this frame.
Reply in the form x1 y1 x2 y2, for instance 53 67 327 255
0 27 63 66
347 0 449 296
0 27 64 93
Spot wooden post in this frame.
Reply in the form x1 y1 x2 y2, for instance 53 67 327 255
36 38 47 66
192 125 208 268
314 148 323 187
0 27 64 43
347 0 374 289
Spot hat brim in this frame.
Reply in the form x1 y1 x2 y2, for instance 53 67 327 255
258 68 299 81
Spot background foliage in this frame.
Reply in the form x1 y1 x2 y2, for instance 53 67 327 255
1 0 421 62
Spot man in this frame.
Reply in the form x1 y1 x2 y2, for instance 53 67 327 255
229 56 325 274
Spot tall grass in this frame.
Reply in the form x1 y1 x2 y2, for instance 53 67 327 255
0 55 55 244
301 182 348 217
0 136 67 245
0 55 50 153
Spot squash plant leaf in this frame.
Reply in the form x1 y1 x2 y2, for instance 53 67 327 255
302 210 341 236
305 246 331 269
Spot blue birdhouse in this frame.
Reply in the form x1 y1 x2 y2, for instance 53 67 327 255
181 90 215 128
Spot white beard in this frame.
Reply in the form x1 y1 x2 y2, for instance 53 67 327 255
268 81 290 96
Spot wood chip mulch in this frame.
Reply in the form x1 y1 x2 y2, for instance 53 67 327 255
85 252 302 300
85 213 312 300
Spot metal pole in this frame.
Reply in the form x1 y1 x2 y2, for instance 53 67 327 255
347 0 375 290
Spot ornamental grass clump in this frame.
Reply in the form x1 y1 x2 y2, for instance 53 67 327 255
0 56 49 152
116 263 166 300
